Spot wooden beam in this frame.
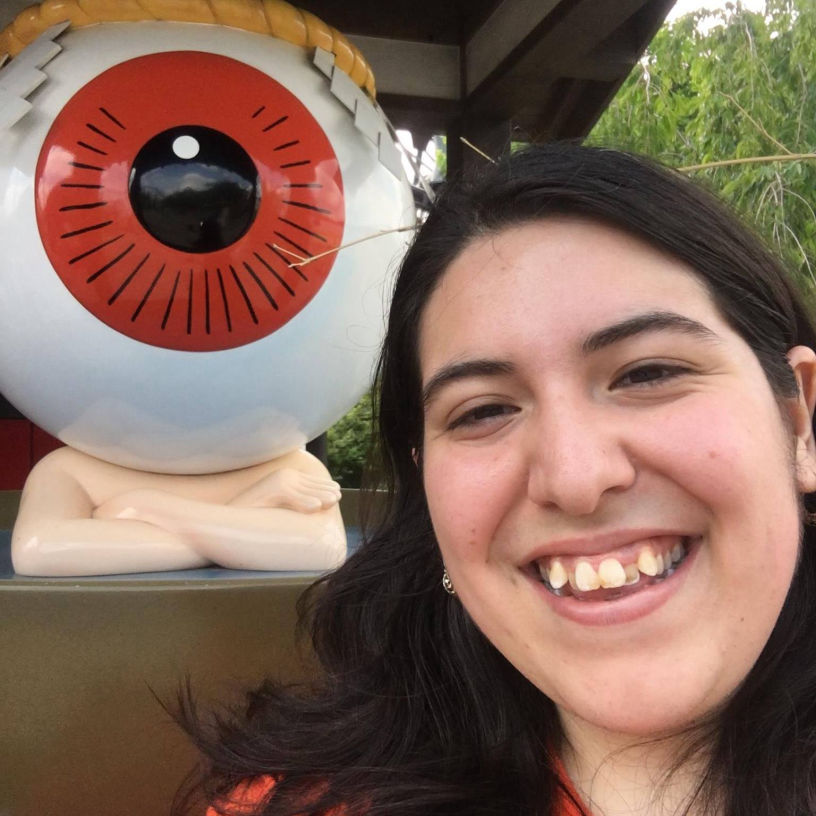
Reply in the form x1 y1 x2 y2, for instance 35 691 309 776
345 35 460 100
465 0 560 94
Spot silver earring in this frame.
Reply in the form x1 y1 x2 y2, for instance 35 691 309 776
442 568 456 596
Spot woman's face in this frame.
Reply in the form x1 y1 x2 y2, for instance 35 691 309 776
419 218 816 738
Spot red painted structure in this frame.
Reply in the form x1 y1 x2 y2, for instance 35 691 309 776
0 419 61 490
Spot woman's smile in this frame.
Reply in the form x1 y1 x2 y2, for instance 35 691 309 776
419 217 816 737
527 531 695 596
527 533 701 627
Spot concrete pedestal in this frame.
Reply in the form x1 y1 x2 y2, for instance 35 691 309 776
0 517 324 815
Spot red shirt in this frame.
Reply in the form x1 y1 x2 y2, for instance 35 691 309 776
206 766 590 815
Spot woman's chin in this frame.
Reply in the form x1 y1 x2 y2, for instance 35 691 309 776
556 681 725 742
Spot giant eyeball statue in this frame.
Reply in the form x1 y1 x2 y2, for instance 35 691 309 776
0 1 415 576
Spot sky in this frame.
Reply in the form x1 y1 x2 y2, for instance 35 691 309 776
665 0 765 20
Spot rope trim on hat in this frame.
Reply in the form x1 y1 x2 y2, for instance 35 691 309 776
0 0 376 98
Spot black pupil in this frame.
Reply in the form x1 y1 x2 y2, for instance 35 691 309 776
129 125 260 253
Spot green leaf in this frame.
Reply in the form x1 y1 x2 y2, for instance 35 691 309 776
590 0 816 290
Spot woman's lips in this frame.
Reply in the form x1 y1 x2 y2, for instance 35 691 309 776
524 535 701 626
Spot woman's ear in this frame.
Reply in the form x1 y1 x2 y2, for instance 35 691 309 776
786 346 816 493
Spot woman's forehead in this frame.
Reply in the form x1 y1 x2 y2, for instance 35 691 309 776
417 218 719 367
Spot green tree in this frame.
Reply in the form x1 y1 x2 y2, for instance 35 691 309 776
589 0 816 287
327 392 374 488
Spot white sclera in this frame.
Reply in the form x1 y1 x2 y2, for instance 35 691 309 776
0 23 415 473
171 133 200 159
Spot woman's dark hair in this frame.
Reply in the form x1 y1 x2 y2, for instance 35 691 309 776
177 143 816 816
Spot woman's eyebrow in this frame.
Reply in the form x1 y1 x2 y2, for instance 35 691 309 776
581 310 721 354
422 359 515 405
422 313 718 405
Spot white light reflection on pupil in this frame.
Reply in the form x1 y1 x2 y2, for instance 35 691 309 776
172 134 200 159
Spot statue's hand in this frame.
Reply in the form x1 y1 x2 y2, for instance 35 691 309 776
228 468 342 513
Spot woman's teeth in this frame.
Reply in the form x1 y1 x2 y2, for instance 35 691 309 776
536 539 691 599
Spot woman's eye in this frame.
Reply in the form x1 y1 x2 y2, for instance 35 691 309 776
613 363 689 388
448 403 518 431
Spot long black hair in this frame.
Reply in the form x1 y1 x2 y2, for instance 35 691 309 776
177 143 816 816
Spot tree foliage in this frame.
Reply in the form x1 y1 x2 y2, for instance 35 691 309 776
590 0 816 288
327 392 374 488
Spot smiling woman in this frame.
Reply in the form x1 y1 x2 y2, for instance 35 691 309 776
421 217 812 736
179 145 816 816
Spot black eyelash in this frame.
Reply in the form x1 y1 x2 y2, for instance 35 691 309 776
614 363 690 388
448 404 517 430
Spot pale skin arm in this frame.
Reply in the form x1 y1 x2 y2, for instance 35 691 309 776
12 448 346 576
11 454 208 577
92 465 346 571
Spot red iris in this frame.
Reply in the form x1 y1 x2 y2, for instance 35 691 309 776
36 51 345 352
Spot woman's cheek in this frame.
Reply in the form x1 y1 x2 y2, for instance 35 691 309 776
424 441 523 559
641 389 787 502
655 393 801 578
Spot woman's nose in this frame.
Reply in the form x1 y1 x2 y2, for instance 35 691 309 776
525 398 636 516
